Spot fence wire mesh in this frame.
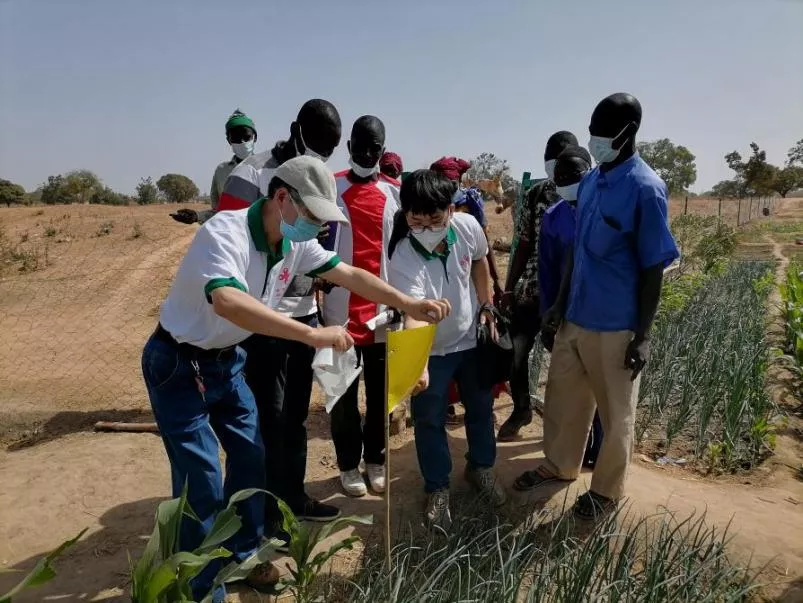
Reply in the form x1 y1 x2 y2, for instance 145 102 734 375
0 197 778 448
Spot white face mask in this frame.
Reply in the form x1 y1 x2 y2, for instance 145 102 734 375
556 182 580 202
349 157 379 178
588 125 629 164
411 225 448 253
231 140 254 160
544 159 556 180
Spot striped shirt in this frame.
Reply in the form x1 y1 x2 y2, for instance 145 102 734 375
217 150 316 317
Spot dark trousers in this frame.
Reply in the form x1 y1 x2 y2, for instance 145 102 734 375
330 342 386 471
509 300 541 414
241 314 316 524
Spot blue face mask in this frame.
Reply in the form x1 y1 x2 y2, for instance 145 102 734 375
280 211 321 242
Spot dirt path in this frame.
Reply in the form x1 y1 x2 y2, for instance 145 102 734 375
1 401 802 602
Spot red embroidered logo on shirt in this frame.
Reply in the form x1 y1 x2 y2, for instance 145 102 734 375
460 255 471 270
279 267 291 283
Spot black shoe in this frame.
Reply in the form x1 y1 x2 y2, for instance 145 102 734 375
497 409 533 442
293 498 341 522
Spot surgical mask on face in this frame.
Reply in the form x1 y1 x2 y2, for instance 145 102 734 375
296 126 331 163
231 140 254 160
544 159 556 180
588 125 629 164
411 225 448 253
349 157 379 178
556 182 580 202
280 202 322 242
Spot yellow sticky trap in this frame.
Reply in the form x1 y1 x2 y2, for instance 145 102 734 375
386 325 437 414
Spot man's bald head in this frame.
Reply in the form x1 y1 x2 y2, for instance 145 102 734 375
348 115 386 171
545 131 578 161
589 93 642 138
292 98 342 159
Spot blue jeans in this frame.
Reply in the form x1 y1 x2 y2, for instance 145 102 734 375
142 333 266 602
411 347 496 493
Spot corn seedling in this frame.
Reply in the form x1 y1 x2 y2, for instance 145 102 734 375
0 528 87 603
273 497 372 602
130 485 278 603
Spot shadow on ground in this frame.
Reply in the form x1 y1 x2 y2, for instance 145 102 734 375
2 408 155 451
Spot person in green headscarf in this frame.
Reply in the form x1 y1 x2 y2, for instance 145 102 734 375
171 109 257 224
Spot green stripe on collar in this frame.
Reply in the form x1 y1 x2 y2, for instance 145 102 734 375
247 197 270 252
408 225 457 260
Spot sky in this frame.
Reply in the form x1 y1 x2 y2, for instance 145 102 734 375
1 0 802 196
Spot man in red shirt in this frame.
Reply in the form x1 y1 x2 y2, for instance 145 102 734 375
321 116 399 496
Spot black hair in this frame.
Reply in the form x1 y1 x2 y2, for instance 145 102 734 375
544 131 578 161
352 115 385 141
556 145 592 167
388 169 455 259
266 176 299 201
271 98 343 165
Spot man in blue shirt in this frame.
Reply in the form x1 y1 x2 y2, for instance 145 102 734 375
538 145 603 469
513 93 679 521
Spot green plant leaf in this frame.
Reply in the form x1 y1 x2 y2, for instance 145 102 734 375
195 507 242 554
157 482 191 560
208 538 281 590
309 535 360 571
0 528 87 603
226 488 268 507
313 515 373 545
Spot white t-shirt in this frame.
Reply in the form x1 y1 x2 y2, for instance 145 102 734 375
160 201 339 350
388 212 488 356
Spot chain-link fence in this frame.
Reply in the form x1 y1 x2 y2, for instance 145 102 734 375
0 204 195 448
0 196 781 449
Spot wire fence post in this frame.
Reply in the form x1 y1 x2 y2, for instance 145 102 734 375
737 198 741 226
684 196 688 215
717 198 722 226
748 197 753 221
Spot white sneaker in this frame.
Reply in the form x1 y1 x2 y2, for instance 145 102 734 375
340 469 367 497
366 463 386 493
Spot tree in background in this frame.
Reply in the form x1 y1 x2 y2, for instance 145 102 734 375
637 138 697 194
0 179 26 207
466 152 520 205
787 138 803 167
725 143 777 197
90 186 131 205
136 177 160 205
707 179 742 198
40 174 71 204
773 166 803 198
156 173 199 204
63 170 102 204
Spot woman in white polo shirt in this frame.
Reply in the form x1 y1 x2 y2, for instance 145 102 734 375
143 156 450 600
388 169 506 532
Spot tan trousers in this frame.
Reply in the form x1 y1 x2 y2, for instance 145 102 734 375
542 322 641 500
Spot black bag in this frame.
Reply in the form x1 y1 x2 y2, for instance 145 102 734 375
476 304 514 390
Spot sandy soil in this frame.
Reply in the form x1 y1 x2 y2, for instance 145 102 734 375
0 199 802 602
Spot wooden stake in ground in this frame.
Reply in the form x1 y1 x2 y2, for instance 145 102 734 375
384 354 392 568
94 421 158 433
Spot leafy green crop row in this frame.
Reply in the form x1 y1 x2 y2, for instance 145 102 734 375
336 504 758 603
637 261 776 471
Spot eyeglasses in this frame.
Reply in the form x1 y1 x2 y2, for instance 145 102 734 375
409 223 448 235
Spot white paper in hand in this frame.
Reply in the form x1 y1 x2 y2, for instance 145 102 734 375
312 346 362 413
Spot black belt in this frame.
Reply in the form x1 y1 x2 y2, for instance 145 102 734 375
154 323 236 359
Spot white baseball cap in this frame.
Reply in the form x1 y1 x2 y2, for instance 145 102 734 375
274 155 348 223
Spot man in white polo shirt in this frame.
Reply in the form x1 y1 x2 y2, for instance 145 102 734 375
142 156 450 600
